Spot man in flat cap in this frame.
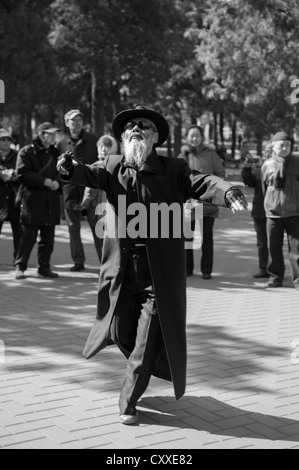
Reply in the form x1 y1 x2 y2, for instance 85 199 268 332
57 105 247 425
57 110 98 272
14 123 62 279
261 131 299 289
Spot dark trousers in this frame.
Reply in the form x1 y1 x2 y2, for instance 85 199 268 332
253 217 269 272
86 208 104 263
0 205 22 261
15 224 56 271
186 216 215 275
267 216 299 285
111 246 164 415
65 208 85 265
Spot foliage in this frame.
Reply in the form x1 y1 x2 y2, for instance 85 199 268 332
1 0 299 144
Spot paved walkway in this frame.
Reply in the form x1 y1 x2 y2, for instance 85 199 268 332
1 168 299 450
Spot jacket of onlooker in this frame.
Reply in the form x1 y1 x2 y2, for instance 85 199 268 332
241 163 266 218
56 129 98 208
178 143 225 217
261 155 299 218
16 138 61 226
0 149 19 211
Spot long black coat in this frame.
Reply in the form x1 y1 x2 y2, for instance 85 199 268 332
63 151 233 400
16 139 61 226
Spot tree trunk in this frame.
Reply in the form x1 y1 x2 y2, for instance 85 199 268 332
231 117 237 160
91 69 105 137
167 134 172 158
220 111 224 145
256 133 263 156
213 111 218 148
173 113 182 157
25 111 32 145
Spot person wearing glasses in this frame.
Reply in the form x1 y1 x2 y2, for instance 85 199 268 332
0 128 22 264
81 135 118 263
57 105 248 425
57 109 98 273
261 131 299 289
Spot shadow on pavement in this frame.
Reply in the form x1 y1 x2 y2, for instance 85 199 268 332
139 395 299 443
186 323 287 395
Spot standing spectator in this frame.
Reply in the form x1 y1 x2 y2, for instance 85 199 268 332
14 123 61 280
57 110 98 272
261 131 299 289
0 129 22 263
57 105 247 426
178 125 226 279
241 142 272 278
81 135 118 263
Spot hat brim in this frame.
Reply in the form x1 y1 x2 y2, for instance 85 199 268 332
37 127 60 134
112 108 169 148
65 113 84 123
0 134 13 140
44 128 60 133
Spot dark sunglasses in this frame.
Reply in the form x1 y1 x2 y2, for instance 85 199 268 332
124 121 157 132
0 137 12 142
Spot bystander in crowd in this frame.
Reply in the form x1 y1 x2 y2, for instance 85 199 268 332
241 142 272 278
261 131 299 289
178 125 226 279
0 128 22 263
81 134 118 263
57 109 98 272
14 123 62 280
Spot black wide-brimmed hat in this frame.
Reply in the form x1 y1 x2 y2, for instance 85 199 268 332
112 105 169 148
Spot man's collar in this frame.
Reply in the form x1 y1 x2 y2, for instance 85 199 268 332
67 129 84 141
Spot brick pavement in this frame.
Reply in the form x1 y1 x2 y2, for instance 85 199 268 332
1 170 299 450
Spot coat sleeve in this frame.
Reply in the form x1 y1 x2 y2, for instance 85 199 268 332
60 162 108 191
178 158 232 206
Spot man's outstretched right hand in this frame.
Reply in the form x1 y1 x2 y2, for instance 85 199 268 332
57 151 77 176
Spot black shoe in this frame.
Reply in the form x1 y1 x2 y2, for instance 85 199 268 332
186 271 193 277
202 273 211 280
266 279 282 288
253 271 270 278
70 264 85 272
38 268 59 279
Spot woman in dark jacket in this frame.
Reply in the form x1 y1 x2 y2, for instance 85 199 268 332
15 123 61 279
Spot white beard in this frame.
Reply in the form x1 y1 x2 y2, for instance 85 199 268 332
122 138 151 168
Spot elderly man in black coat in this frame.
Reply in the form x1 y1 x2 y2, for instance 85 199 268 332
57 106 247 425
15 123 62 280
